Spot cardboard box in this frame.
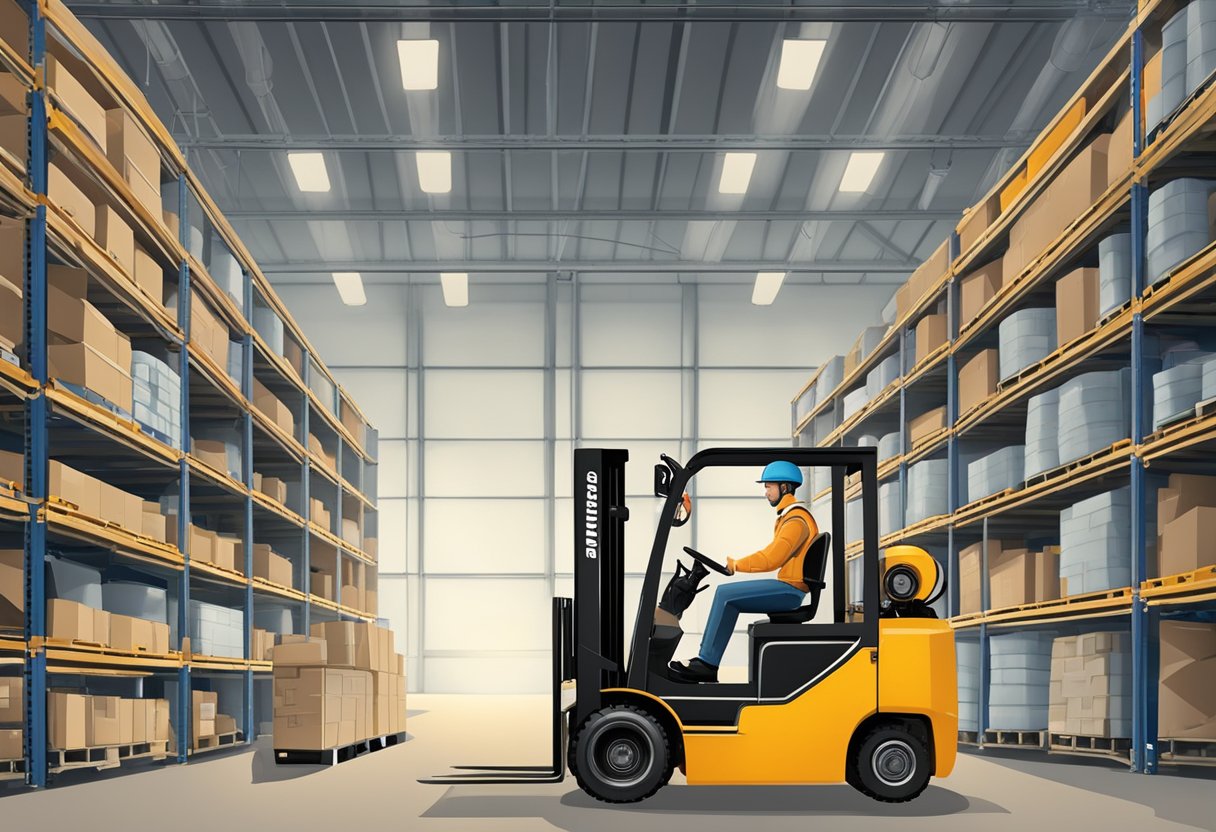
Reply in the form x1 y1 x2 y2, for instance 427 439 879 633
1055 268 1101 346
129 699 147 744
109 614 155 652
212 535 239 573
46 56 107 154
1034 547 1060 603
989 548 1034 609
1108 108 1134 187
1159 621 1216 739
99 481 141 532
0 674 22 724
48 598 94 643
48 161 96 237
1158 474 1216 527
87 695 122 746
0 270 21 354
93 607 111 647
0 71 26 115
0 550 23 630
0 728 20 759
48 341 133 411
95 205 135 276
253 378 294 436
192 438 231 474
49 692 88 750
104 108 159 191
959 261 1003 325
118 697 135 745
190 292 228 370
1160 506 1216 578
1027 97 1087 180
49 461 102 517
189 524 214 564
259 476 288 504
271 637 327 667
311 498 331 529
908 406 947 446
0 113 26 166
958 196 1002 257
215 714 237 735
914 314 949 364
132 246 163 305
141 501 166 542
193 690 218 741
0 448 21 492
311 569 334 601
253 544 293 588
959 349 999 415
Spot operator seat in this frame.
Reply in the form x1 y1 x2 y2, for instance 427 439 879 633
763 531 830 624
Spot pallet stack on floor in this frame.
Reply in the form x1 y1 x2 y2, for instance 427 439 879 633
0 0 388 789
793 0 1216 772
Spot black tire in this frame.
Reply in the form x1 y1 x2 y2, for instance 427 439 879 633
568 705 672 803
847 724 932 803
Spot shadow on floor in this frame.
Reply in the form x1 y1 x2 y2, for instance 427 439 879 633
423 784 1005 830
407 710 427 719
251 733 416 784
962 747 1216 830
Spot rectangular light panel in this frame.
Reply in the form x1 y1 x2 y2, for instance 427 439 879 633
718 152 757 194
751 271 787 306
840 151 885 193
417 151 453 194
777 40 827 90
441 272 469 307
397 39 439 90
332 272 366 306
287 152 331 193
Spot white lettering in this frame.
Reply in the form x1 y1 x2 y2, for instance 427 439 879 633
583 470 600 559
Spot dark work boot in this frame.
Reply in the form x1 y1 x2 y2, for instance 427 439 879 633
668 658 719 683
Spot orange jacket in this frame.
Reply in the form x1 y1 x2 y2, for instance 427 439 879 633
732 494 817 591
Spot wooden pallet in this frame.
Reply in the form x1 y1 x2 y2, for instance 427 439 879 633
1023 439 1132 489
1097 298 1134 329
1142 564 1216 593
960 487 1017 514
958 730 981 747
1157 738 1216 767
0 757 25 781
984 729 1047 749
48 740 169 774
274 731 406 766
191 731 242 755
1048 733 1131 759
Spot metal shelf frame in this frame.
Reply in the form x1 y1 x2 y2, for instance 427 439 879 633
792 9 1216 776
4 0 381 789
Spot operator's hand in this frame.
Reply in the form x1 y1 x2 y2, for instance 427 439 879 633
725 557 737 575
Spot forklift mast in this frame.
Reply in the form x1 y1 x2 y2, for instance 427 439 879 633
573 448 629 725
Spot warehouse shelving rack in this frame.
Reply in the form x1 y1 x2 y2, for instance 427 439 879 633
794 0 1216 775
1 0 379 788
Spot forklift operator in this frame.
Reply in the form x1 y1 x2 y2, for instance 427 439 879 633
668 461 816 683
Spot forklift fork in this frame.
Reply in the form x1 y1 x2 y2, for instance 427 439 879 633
419 597 575 785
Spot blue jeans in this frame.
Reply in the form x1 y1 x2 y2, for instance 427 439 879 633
698 579 806 667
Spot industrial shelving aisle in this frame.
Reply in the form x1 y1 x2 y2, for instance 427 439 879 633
794 0 1216 775
0 0 379 788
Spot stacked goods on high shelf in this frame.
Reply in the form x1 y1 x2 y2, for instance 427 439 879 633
48 462 169 542
131 350 181 447
271 622 406 753
1156 474 1216 579
1060 489 1132 595
45 558 169 652
958 539 1059 615
0 548 19 628
0 218 20 362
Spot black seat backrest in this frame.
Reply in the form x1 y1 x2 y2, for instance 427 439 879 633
802 531 830 590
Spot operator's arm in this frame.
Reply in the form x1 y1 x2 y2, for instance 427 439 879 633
730 515 813 574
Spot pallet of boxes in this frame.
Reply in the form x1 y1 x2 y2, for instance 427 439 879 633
271 621 406 765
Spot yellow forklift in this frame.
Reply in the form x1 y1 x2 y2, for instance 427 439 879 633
423 447 957 803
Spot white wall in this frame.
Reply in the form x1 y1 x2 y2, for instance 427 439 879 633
278 277 893 692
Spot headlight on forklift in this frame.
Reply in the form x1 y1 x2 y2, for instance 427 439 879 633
880 545 940 603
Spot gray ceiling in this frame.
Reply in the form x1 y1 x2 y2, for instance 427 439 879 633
70 1 1135 286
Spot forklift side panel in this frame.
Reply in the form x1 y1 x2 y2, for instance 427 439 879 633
681 650 877 785
877 619 959 778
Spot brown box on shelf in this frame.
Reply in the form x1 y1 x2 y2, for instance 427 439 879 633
959 539 1005 615
49 692 88 750
284 338 305 378
118 698 135 745
0 271 21 355
0 70 25 115
47 598 94 643
141 501 166 542
215 714 237 736
958 195 1001 257
192 438 230 474
189 524 214 564
341 518 360 547
48 285 114 354
1108 108 1134 187
253 378 295 437
310 497 331 530
99 481 141 533
311 569 334 601
1158 474 1216 527
46 56 107 154
908 405 947 446
190 291 228 370
0 448 21 492
1055 267 1101 346
909 239 950 303
132 246 163 306
0 728 20 759
308 433 337 470
49 460 103 517
254 543 293 588
959 261 1003 325
0 673 22 724
958 349 999 415
341 585 364 613
1159 620 1216 739
48 341 133 412
1160 506 1216 579
271 636 327 667
0 214 23 284
104 108 159 192
0 113 26 166
48 161 96 237
914 314 949 364
259 476 288 505
129 699 147 745
109 614 155 653
95 204 135 277
988 547 1034 609
193 690 218 741
1034 546 1061 603
212 534 239 573
87 695 122 746
154 699 170 742
93 608 111 647
251 628 272 662
364 538 378 560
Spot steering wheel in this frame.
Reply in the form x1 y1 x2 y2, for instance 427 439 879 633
682 546 731 576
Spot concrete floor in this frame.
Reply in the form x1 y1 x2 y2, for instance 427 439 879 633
1 694 1213 832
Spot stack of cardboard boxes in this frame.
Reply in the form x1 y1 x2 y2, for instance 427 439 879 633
958 539 1060 614
49 459 166 543
1159 620 1216 740
187 600 245 658
47 597 169 652
1060 487 1131 595
1055 267 1102 347
908 405 947 448
189 291 231 374
47 267 133 413
271 622 406 751
308 432 337 472
894 239 949 322
957 260 1003 329
253 377 295 439
253 543 294 589
252 472 289 506
1157 474 1216 579
913 311 949 366
310 565 335 602
0 69 26 167
1049 632 1133 738
48 691 170 750
190 689 239 748
341 507 362 549
988 631 1056 731
958 349 999 415
0 216 21 359
190 423 242 481
105 106 161 223
132 351 181 447
841 386 869 421
184 523 243 574
0 673 21 761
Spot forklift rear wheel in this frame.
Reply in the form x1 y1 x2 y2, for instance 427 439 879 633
847 724 931 803
569 705 672 803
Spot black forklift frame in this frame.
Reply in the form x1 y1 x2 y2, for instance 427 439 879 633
421 446 879 785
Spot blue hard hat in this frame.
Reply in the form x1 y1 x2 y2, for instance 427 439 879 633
756 461 803 486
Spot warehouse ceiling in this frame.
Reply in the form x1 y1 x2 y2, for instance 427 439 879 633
71 1 1135 287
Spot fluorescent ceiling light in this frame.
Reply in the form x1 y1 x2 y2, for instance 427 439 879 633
287 152 331 193
417 151 452 194
718 152 757 194
397 39 439 90
777 39 826 90
332 272 366 306
752 271 787 306
441 272 468 307
840 151 884 193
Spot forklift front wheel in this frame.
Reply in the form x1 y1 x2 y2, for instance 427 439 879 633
847 724 932 803
569 705 672 803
